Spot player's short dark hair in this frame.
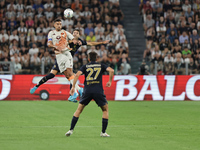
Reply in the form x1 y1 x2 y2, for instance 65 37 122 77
88 52 97 61
73 28 80 33
54 18 62 23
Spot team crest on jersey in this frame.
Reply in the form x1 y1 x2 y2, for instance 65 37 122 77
56 36 61 40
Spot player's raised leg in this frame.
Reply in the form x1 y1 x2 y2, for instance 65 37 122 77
30 69 58 94
68 74 83 97
63 68 79 102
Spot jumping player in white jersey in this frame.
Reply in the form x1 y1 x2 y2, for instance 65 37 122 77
46 18 81 98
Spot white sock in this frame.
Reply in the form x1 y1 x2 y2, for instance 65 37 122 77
69 79 81 91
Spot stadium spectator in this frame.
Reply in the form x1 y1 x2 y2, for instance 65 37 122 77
0 29 9 42
182 0 191 12
14 59 22 74
164 51 174 64
190 29 199 44
115 30 126 44
152 0 163 19
118 58 131 75
179 31 189 44
10 46 19 57
188 58 198 74
41 51 54 73
30 53 41 74
26 16 34 28
137 61 149 75
44 0 54 10
33 0 44 11
98 45 108 59
84 23 94 36
9 30 19 42
182 39 191 50
18 22 27 35
86 31 96 42
193 0 200 12
184 7 194 19
168 30 177 45
191 39 199 52
101 54 110 75
164 61 174 75
71 0 83 11
182 45 192 63
166 23 177 36
87 46 98 55
174 57 185 75
143 14 155 32
143 0 152 15
29 43 39 56
96 32 105 42
11 52 20 63
106 32 115 43
157 21 167 38
110 56 118 75
143 45 152 62
115 38 129 53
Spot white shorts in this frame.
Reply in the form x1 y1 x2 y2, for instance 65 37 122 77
56 51 73 73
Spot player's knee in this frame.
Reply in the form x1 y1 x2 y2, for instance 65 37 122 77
65 74 70 79
101 106 108 112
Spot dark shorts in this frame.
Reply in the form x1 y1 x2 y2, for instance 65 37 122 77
51 60 60 72
80 93 108 107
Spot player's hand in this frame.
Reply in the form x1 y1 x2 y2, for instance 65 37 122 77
78 40 82 45
106 81 112 87
102 40 110 44
55 46 62 52
66 45 72 51
70 87 75 96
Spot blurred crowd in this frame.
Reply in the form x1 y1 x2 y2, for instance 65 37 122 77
0 0 131 75
140 0 200 75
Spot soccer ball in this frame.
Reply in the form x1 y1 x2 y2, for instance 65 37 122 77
64 8 73 18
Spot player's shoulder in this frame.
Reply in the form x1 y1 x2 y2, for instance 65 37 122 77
63 30 70 34
48 30 56 35
78 38 84 42
80 38 87 45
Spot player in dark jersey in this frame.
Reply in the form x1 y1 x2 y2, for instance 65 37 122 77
65 52 114 137
30 29 109 102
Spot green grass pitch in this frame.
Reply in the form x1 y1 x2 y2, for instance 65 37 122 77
0 101 200 150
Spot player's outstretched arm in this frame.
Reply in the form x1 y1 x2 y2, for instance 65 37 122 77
106 67 114 87
47 41 62 52
70 71 83 96
87 40 110 46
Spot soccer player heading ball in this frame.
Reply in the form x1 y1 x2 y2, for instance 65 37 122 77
65 52 114 137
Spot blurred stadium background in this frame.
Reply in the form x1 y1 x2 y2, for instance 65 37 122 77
1 0 200 75
0 1 200 150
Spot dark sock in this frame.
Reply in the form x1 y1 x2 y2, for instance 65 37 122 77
70 84 72 90
102 118 108 133
70 116 79 130
36 73 55 87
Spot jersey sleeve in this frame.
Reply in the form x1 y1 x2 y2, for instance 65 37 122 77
66 31 74 40
47 31 53 42
79 65 86 74
101 63 108 73
79 38 87 45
